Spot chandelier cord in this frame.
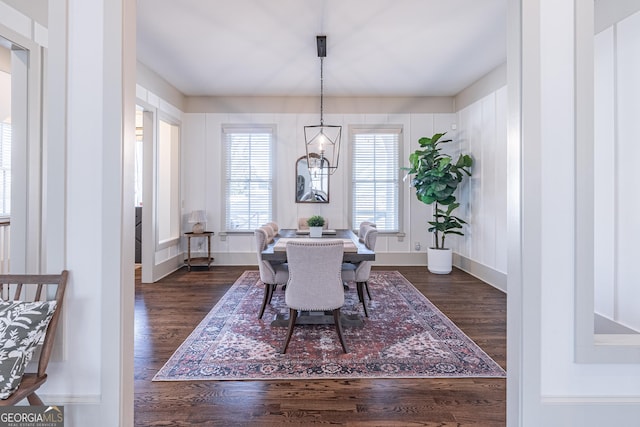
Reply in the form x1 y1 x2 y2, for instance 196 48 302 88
320 56 324 126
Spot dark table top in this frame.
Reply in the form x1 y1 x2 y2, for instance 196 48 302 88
261 228 375 263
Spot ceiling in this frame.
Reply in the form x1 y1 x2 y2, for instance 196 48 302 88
136 0 507 98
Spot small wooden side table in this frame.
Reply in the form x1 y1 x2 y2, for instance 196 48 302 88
184 231 214 271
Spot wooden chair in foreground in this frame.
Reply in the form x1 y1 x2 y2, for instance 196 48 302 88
0 270 68 406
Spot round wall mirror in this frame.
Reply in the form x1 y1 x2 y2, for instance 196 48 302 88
295 154 329 203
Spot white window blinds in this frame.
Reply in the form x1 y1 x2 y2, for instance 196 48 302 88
351 127 401 232
223 126 274 231
0 122 11 217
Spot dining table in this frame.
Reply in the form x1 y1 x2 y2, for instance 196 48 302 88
260 228 375 263
261 228 375 328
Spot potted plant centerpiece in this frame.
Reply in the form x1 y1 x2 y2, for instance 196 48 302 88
307 215 325 238
404 132 473 274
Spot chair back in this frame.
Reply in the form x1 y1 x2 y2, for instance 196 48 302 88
254 227 276 282
265 221 279 233
261 223 276 243
0 270 68 405
358 221 377 242
355 226 378 280
363 225 378 250
285 240 344 311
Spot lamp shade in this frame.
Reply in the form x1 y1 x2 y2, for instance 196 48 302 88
188 210 207 233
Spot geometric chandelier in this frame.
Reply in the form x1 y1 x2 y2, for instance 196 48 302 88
304 35 341 175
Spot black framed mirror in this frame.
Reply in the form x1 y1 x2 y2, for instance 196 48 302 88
295 154 329 203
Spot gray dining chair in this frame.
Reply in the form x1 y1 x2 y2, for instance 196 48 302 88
265 221 279 234
281 240 348 354
357 221 376 242
261 223 276 244
342 225 378 317
255 226 288 319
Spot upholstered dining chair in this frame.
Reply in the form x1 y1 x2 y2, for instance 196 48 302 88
261 223 276 244
358 221 376 242
265 221 279 234
281 240 348 354
342 225 378 317
255 227 288 319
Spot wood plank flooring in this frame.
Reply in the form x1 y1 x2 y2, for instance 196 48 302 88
134 266 506 426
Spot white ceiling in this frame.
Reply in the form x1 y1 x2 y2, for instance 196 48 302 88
136 0 507 97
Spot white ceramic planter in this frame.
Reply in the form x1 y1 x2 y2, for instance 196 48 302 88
309 226 323 238
427 247 453 274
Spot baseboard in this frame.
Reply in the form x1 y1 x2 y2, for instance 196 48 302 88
452 253 507 293
534 399 640 426
194 252 255 265
153 254 183 281
371 252 428 266
36 394 101 404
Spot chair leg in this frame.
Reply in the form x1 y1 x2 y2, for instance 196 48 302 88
258 282 272 319
364 281 372 300
281 308 298 354
27 392 43 406
267 283 277 303
332 308 349 353
356 282 369 317
258 283 271 319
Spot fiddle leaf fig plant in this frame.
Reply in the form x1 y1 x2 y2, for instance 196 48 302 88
404 132 473 249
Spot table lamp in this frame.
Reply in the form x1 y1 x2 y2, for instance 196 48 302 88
189 210 207 234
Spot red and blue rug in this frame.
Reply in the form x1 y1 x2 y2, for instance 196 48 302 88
153 271 505 381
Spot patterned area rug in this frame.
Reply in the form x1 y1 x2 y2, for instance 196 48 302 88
153 271 505 381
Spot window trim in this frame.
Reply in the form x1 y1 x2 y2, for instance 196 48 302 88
155 113 182 251
222 124 276 233
0 119 11 217
348 125 403 234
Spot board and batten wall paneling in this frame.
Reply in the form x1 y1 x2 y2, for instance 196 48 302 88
177 104 507 290
594 26 616 320
594 10 640 333
615 10 640 333
454 88 508 281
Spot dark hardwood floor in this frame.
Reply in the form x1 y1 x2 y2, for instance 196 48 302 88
134 266 506 426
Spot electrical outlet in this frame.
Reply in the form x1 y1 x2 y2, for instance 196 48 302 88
414 242 421 251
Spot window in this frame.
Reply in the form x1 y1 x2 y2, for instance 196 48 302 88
157 118 180 246
351 126 402 232
0 121 10 217
223 125 274 231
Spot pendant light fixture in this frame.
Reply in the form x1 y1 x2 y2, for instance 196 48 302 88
304 35 341 175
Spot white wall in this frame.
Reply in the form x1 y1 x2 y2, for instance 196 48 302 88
0 0 137 424
136 85 184 282
177 85 509 291
46 0 135 424
511 0 640 424
454 86 508 290
181 111 483 266
594 9 640 333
